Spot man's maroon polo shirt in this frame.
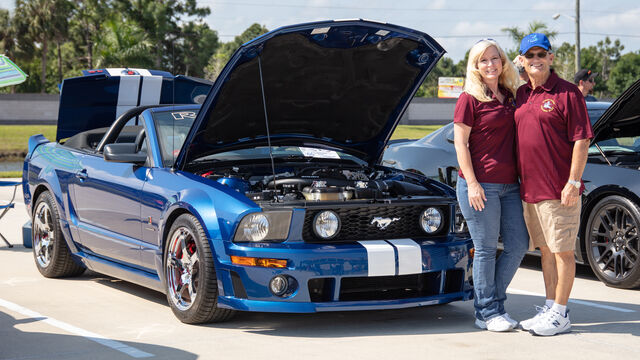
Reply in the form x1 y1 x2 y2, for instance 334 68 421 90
453 89 518 184
515 71 593 203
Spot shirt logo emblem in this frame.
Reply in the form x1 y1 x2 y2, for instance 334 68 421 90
371 217 400 230
541 99 556 112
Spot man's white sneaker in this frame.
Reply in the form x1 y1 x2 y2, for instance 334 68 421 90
502 313 518 328
520 305 549 331
529 309 571 336
475 315 516 332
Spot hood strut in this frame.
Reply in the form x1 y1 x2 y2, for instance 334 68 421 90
258 55 278 192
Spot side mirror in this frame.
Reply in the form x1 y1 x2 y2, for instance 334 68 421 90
103 143 147 165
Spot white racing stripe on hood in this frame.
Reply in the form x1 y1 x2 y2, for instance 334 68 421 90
357 240 396 276
388 239 422 275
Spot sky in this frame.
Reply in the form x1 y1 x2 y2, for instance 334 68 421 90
2 0 639 62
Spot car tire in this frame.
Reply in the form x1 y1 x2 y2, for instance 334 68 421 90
32 191 85 278
585 195 640 289
165 214 235 323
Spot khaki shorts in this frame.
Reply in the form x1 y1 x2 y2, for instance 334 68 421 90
522 200 581 253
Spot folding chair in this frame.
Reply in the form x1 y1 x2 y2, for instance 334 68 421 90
0 180 20 248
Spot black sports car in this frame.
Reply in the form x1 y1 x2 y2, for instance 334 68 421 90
383 80 640 289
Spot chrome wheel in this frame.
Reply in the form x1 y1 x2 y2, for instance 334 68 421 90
33 201 55 268
164 214 234 323
587 197 640 287
166 226 200 311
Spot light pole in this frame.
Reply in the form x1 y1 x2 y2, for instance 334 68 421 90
553 0 581 73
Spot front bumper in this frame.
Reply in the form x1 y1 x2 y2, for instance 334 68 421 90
214 236 473 313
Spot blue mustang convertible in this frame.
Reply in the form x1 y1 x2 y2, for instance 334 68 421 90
23 20 473 323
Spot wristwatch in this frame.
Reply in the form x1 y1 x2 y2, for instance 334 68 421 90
567 180 581 189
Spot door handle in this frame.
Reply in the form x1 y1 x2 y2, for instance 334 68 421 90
76 169 88 181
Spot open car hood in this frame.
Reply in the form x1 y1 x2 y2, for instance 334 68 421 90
176 20 444 168
591 78 640 144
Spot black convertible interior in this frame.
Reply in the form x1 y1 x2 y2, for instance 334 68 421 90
62 125 143 152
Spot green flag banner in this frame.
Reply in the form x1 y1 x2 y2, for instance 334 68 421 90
0 55 27 87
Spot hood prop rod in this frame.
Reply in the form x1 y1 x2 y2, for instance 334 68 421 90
258 55 278 192
593 143 612 166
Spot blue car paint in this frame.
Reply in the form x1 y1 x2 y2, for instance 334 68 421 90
24 20 474 315
24 111 474 312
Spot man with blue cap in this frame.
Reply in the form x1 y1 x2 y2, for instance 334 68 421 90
514 33 593 336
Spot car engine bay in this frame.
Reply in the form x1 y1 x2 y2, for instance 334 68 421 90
197 164 437 203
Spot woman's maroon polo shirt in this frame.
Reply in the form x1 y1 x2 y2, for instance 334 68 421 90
453 89 518 184
514 71 593 203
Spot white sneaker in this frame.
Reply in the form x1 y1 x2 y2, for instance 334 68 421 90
502 313 518 328
520 305 549 331
529 309 571 336
475 315 516 332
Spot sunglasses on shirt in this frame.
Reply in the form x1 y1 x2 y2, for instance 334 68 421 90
523 50 548 59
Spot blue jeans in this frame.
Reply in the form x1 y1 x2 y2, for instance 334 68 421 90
457 178 529 321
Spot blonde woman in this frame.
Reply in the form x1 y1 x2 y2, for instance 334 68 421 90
453 39 529 332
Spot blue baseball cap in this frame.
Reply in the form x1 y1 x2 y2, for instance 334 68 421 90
519 33 551 54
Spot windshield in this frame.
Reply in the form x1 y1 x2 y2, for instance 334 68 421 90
193 146 367 165
153 109 199 167
589 135 640 155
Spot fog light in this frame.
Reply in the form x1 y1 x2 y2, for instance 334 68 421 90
420 207 443 233
269 275 289 296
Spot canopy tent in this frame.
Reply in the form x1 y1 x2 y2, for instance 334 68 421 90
0 55 27 87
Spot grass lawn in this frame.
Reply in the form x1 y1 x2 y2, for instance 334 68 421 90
0 124 443 178
390 125 442 140
0 125 56 153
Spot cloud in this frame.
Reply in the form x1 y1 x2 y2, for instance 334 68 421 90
590 7 640 30
427 0 447 10
532 2 563 11
449 21 500 36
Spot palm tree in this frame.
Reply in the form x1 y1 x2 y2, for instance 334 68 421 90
502 21 559 49
71 0 108 69
95 18 154 68
0 9 16 58
16 0 70 93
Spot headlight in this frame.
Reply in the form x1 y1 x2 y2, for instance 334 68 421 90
313 210 340 239
420 207 443 234
234 211 292 242
243 213 269 241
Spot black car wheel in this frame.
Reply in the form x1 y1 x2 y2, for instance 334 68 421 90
32 191 85 278
165 213 235 323
585 195 640 288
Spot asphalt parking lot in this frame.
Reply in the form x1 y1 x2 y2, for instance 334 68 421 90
1 180 639 360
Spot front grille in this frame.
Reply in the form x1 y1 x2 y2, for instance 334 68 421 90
339 273 442 301
443 269 464 294
309 270 466 302
303 205 448 242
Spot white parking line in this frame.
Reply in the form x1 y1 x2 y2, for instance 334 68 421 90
0 298 154 358
507 288 636 313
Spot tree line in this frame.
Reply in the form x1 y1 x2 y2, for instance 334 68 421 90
0 2 638 98
418 21 640 99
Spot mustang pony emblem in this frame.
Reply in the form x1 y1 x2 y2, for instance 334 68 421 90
371 217 400 230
